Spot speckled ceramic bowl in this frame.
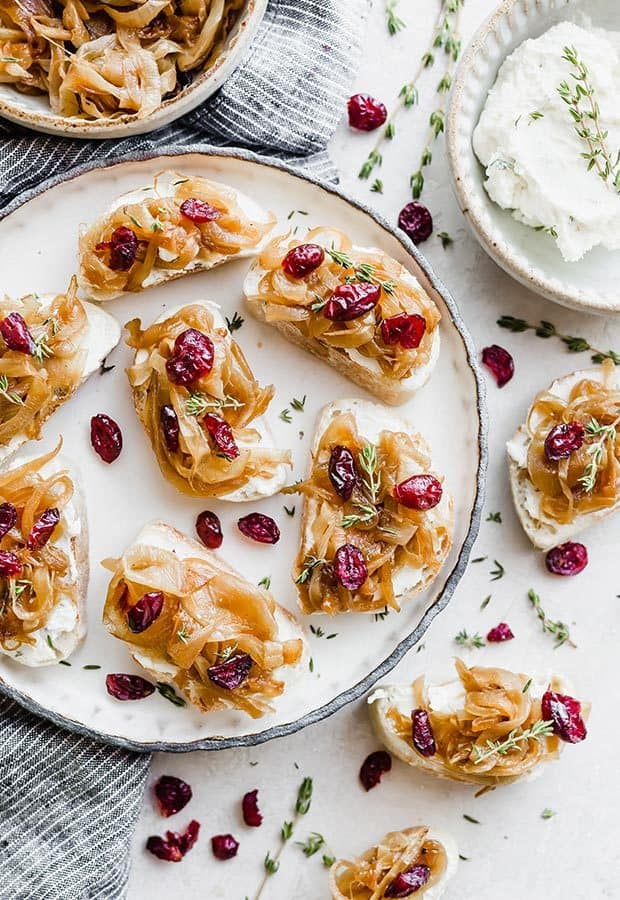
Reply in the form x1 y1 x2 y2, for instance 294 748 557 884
447 0 620 315
0 0 267 140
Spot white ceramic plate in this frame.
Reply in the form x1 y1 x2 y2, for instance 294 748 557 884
0 0 267 139
447 0 620 315
0 149 486 751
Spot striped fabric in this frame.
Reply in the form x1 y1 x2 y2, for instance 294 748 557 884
0 2 368 898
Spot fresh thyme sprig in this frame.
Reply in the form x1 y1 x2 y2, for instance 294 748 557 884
497 314 620 365
578 417 617 493
341 504 376 529
226 311 244 332
472 719 554 764
527 589 575 648
255 778 313 897
358 444 381 504
326 248 395 295
185 392 244 416
295 555 326 584
0 374 23 405
490 559 505 581
455 629 485 650
386 0 406 35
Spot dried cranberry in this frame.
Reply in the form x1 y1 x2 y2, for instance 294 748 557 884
411 709 436 757
165 328 214 386
0 551 22 577
204 413 239 460
0 502 17 539
486 622 514 642
242 789 262 827
208 652 252 690
385 864 431 897
544 422 585 461
154 775 192 817
196 510 223 549
541 690 587 743
482 345 514 388
398 202 433 244
97 226 139 272
105 673 155 701
334 544 367 590
179 820 200 854
179 198 220 223
347 93 387 131
0 312 35 355
545 542 588 576
323 282 381 322
359 750 391 791
237 513 280 544
127 591 164 633
394 474 442 510
211 834 239 861
91 413 123 463
26 507 60 550
328 445 357 500
282 243 325 279
160 405 180 453
381 313 426 349
146 820 200 862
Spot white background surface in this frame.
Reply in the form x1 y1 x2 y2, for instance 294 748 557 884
128 2 620 897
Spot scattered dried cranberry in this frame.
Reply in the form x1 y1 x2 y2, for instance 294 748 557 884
154 775 192 817
282 243 325 279
160 405 180 453
208 652 253 690
482 345 514 388
323 282 381 322
179 819 200 854
91 413 123 463
196 510 223 549
146 820 200 862
179 198 220 223
237 513 280 545
166 329 214 386
0 502 17 539
544 422 585 462
328 445 358 500
334 544 367 591
0 312 35 355
347 93 387 131
26 507 60 551
541 690 587 743
398 202 433 245
211 834 239 860
97 226 139 272
242 789 262 827
106 673 155 701
385 864 431 897
411 709 436 757
0 550 22 577
394 474 442 510
204 413 239 460
381 313 426 349
127 591 164 633
486 622 514 642
359 750 391 791
545 542 588 576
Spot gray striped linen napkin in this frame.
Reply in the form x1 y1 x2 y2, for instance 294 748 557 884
0 2 369 898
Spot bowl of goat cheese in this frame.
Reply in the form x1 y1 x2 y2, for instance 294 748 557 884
447 0 620 315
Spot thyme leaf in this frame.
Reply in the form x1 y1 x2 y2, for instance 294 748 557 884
473 719 554 763
527 589 575 648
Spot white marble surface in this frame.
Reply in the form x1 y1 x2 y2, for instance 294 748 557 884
128 2 620 897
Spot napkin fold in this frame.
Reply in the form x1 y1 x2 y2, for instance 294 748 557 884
0 2 369 898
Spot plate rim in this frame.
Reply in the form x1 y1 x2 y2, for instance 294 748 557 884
0 145 488 752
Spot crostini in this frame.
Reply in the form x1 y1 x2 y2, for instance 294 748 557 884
79 171 276 301
0 277 120 465
243 227 441 405
368 659 589 787
507 360 620 550
0 444 88 666
126 300 290 500
102 521 305 717
286 399 453 615
329 826 458 900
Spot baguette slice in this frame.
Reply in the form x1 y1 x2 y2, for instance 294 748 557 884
293 399 453 615
0 289 120 467
507 365 620 550
129 300 289 501
0 448 88 666
79 171 276 301
244 237 440 405
329 826 458 900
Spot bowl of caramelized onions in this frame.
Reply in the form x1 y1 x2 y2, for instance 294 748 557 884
0 0 266 138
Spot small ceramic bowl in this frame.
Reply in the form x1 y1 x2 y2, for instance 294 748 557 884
0 0 267 140
447 0 620 315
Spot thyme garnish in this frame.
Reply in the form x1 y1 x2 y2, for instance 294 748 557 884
374 606 390 622
437 230 453 249
358 444 380 503
386 0 406 35
32 333 53 364
296 832 325 857
542 808 556 819
258 576 271 590
255 778 313 896
326 248 395 295
455 629 485 650
480 595 491 610
522 678 532 694
283 504 296 517
490 559 505 581
473 719 554 764
291 395 306 412
186 392 244 416
486 511 502 523
370 179 384 193
527 589 575 648
463 814 480 825
0 375 22 405
497 315 620 365
225 311 244 333
176 627 190 644
578 417 617 493
296 556 326 584
280 408 292 423
156 682 186 707
341 503 376 529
